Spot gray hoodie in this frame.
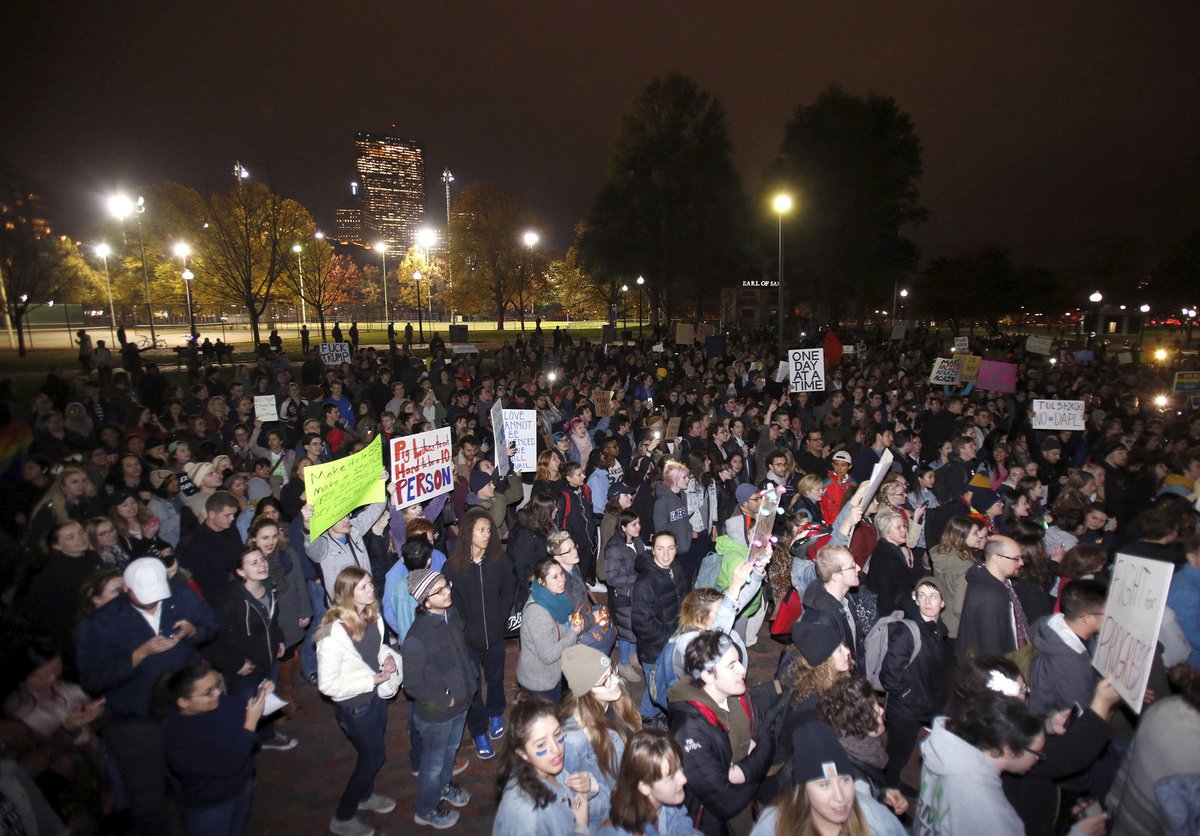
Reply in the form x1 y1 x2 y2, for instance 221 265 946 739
1029 613 1097 714
915 718 1023 836
652 483 692 555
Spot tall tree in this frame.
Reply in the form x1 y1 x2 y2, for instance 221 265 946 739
446 184 533 329
579 73 749 324
278 239 364 341
916 247 1060 333
0 232 103 356
181 180 312 346
769 86 927 322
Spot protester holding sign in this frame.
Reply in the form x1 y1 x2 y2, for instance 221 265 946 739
301 472 391 589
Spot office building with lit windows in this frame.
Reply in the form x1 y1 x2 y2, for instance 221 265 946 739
353 132 425 248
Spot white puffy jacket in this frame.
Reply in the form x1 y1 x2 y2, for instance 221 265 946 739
315 618 403 702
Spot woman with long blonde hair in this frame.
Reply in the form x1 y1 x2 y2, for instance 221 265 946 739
314 566 403 835
27 466 101 551
560 645 643 830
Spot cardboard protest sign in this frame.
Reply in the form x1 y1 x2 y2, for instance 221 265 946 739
1117 351 1133 365
775 360 788 383
1073 349 1094 362
491 401 509 477
305 435 385 541
503 409 538 473
253 395 278 423
664 416 681 440
675 323 695 346
1174 371 1200 392
651 342 665 353
319 342 352 365
1025 335 1053 356
1093 553 1174 712
788 348 826 393
1032 399 1086 431
975 360 1018 394
696 323 716 340
928 357 962 386
390 428 454 510
890 322 907 341
958 354 982 383
953 336 969 352
592 388 614 417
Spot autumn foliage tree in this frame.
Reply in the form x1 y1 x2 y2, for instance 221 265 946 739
278 238 363 341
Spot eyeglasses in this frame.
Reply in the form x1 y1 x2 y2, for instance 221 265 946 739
1024 746 1045 762
428 581 453 596
555 545 578 556
836 564 859 574
996 553 1025 562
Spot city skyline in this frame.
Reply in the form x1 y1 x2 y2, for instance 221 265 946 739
2 2 1198 275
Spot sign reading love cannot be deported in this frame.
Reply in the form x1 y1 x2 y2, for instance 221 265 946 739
1032 399 1086 431
1093 553 1174 712
788 348 825 392
390 427 454 510
502 409 538 473
305 435 386 541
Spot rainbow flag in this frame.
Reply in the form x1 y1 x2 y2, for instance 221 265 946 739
0 419 34 484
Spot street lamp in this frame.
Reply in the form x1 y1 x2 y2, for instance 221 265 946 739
416 228 438 326
621 283 629 330
173 242 195 342
1087 291 1103 346
1089 291 1103 304
412 270 425 342
292 243 308 326
94 243 116 341
107 193 157 345
772 194 792 344
375 242 389 322
522 231 539 326
636 275 645 339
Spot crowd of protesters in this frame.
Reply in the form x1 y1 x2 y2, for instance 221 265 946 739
1 321 1199 835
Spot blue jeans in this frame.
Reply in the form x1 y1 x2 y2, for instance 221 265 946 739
465 641 506 738
332 694 388 821
618 639 636 666
301 579 328 676
413 711 468 817
638 662 658 716
182 780 254 836
407 697 423 773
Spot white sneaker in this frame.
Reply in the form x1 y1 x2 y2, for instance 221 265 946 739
329 815 375 836
357 793 396 814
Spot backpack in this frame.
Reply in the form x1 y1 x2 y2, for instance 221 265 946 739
695 551 723 590
863 609 922 691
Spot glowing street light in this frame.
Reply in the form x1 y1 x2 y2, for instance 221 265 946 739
636 275 646 338
292 243 308 325
107 193 157 344
375 242 389 320
94 243 116 340
621 283 629 329
173 242 196 340
1089 291 1103 303
412 270 425 342
772 194 792 343
1140 304 1150 313
522 231 538 328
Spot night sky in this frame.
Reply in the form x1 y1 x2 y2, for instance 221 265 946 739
3 1 1199 274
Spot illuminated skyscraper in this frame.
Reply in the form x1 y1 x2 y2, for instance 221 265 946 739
354 133 425 248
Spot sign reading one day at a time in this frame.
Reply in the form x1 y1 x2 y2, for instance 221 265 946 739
788 348 825 392
1032 399 1086 431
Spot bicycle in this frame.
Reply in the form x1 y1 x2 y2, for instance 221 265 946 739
135 334 168 350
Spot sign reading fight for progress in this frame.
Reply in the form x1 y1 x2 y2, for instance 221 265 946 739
390 427 454 510
1093 553 1174 713
1032 399 1086 431
305 435 385 541
503 409 538 473
319 342 352 365
788 348 825 392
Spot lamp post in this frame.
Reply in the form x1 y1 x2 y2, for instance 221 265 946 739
898 287 909 322
1088 290 1103 347
375 242 389 323
772 194 792 345
621 283 629 330
173 242 195 342
94 243 116 342
292 243 308 327
522 230 539 327
412 270 425 342
107 193 157 345
416 228 438 325
636 275 645 339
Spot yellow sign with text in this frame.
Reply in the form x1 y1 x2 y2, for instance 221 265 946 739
306 435 385 541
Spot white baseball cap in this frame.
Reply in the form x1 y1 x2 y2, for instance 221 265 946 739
123 557 170 604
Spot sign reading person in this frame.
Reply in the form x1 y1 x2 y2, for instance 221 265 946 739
319 342 352 366
390 427 455 510
1093 553 1174 713
503 409 538 472
304 435 386 541
788 348 825 393
1032 399 1086 431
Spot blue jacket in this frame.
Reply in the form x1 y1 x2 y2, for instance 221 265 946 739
1167 563 1200 668
563 718 623 831
76 589 218 719
596 803 700 836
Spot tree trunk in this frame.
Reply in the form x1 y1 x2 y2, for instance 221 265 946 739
318 312 327 342
14 309 26 357
249 305 261 346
